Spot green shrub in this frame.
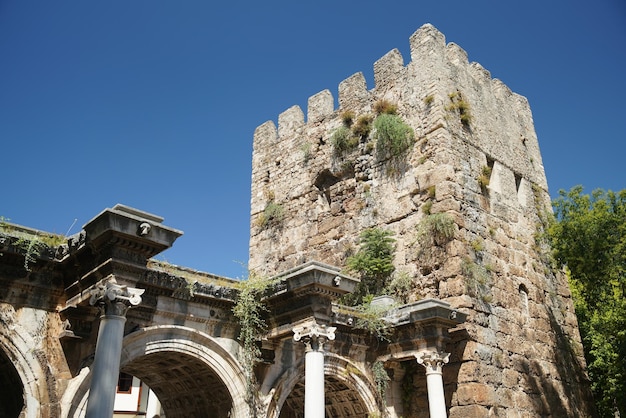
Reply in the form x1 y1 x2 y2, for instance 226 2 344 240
417 213 456 246
352 299 393 341
373 114 414 159
345 228 396 305
256 201 284 229
331 125 359 154
384 271 413 304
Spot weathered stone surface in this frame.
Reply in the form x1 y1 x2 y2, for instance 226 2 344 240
249 23 594 417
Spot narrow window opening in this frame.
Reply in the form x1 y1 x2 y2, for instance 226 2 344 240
514 173 522 192
519 284 529 316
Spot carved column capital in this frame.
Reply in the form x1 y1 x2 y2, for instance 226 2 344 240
89 282 145 317
293 323 336 352
416 350 450 375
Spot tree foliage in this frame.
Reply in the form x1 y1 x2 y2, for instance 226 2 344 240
549 186 626 417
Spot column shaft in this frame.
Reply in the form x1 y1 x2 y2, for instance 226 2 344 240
293 323 335 418
85 313 126 418
425 370 447 418
304 349 325 418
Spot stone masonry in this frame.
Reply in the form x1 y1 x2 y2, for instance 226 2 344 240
249 24 595 417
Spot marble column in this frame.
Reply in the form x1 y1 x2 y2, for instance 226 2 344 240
85 282 144 418
293 323 336 418
416 350 450 418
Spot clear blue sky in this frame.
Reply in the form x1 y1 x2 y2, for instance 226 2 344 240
1 1 624 279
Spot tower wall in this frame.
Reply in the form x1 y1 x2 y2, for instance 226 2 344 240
249 24 594 417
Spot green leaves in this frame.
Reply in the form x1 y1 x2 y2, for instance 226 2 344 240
232 274 276 416
549 186 626 417
345 228 396 305
372 113 414 159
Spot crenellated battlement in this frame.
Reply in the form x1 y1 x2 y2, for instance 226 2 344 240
254 24 544 192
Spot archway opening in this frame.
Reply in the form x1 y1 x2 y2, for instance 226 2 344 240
279 375 369 418
0 349 24 418
122 351 233 418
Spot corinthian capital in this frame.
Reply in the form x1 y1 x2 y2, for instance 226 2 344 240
416 351 450 374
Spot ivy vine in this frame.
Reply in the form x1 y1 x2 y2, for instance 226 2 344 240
232 274 276 417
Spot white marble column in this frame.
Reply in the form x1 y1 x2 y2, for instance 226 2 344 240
293 323 336 418
85 282 144 418
416 350 450 418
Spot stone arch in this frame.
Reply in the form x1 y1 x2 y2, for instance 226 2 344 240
267 352 379 418
63 325 248 418
0 309 50 418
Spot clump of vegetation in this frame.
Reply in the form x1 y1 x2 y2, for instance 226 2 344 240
372 113 414 159
421 200 433 215
331 125 359 154
384 271 413 304
300 141 313 163
446 91 472 127
352 115 373 139
0 219 65 271
352 297 393 341
256 200 284 229
344 228 396 305
341 110 355 126
478 165 492 192
373 99 398 115
461 257 493 303
470 237 485 253
416 213 456 246
423 95 435 106
372 360 390 407
232 274 277 416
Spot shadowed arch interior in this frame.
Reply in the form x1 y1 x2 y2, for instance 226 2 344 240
0 348 23 418
279 375 369 418
122 351 232 418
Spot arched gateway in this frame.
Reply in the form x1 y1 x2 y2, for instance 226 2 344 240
1 204 466 418
63 326 248 418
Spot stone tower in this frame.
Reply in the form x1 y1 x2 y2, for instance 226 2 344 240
249 24 594 417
